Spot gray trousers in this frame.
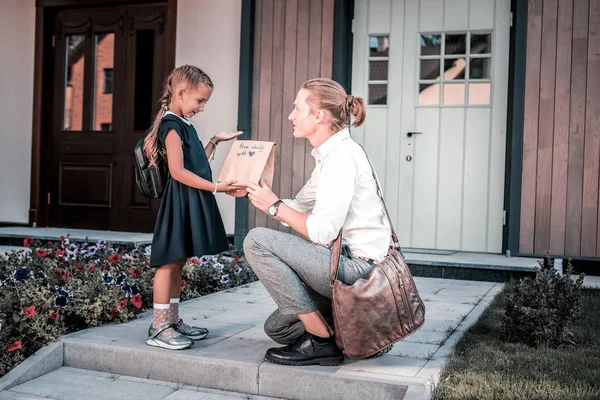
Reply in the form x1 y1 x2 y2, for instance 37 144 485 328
243 227 374 344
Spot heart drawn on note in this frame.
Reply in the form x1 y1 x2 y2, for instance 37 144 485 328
249 151 255 157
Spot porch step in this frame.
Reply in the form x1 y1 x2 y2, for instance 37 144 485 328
404 250 540 282
1 279 505 400
2 366 283 400
0 227 153 247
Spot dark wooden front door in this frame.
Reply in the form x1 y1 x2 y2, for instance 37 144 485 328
50 4 166 232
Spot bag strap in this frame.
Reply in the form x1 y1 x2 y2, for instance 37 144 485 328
329 140 401 285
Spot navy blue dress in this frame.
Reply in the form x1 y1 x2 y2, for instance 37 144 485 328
150 113 229 267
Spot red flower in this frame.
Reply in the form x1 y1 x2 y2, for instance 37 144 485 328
75 263 84 271
233 257 241 264
49 310 59 321
55 248 65 256
59 236 66 242
108 254 121 264
61 271 71 281
131 294 143 309
133 269 142 278
23 237 34 247
24 305 37 319
119 299 128 308
88 265 96 273
36 249 48 258
191 258 200 265
181 279 186 288
126 269 134 275
47 241 53 246
6 341 22 353
110 309 118 319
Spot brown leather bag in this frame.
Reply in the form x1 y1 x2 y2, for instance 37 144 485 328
329 154 426 359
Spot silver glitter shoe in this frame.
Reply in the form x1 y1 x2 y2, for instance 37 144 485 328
173 319 209 340
146 324 193 350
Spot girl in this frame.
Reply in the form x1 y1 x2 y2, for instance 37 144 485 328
144 65 241 350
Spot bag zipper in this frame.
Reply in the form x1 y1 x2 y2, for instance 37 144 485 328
397 271 415 328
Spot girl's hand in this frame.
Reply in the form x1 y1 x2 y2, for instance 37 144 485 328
217 180 240 193
213 131 243 143
246 180 278 214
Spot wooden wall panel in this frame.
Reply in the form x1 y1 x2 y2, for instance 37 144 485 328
519 0 543 254
583 0 600 257
533 0 557 254
565 0 588 256
549 0 573 256
249 0 335 231
521 0 600 259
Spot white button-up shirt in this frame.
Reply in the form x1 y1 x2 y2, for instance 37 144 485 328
282 128 391 261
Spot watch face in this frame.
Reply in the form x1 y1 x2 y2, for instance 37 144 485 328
268 206 276 216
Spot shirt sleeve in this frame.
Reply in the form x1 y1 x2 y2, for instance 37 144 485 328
306 152 359 245
279 168 317 227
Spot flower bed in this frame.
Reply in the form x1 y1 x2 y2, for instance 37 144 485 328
0 236 256 377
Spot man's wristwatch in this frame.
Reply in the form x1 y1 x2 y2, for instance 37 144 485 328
268 200 284 217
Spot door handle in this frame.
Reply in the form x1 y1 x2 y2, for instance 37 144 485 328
407 132 423 137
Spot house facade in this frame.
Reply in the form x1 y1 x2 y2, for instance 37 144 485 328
1 0 599 261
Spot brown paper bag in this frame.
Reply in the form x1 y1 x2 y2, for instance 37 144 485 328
218 140 277 188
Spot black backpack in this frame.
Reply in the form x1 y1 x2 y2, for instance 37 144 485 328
134 137 169 199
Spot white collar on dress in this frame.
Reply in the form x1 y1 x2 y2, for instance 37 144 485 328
163 111 192 126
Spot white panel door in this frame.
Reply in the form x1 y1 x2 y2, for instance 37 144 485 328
351 0 510 252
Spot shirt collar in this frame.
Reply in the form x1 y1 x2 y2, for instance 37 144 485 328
311 128 350 159
163 111 191 126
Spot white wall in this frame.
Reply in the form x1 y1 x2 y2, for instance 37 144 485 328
175 0 242 234
0 0 35 223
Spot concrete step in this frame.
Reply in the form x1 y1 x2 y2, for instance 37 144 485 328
0 279 505 400
1 366 282 400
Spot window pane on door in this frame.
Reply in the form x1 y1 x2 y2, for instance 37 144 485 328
444 58 466 80
93 33 115 131
418 83 440 105
445 34 467 55
368 84 387 105
369 36 389 57
63 35 85 131
420 59 440 80
134 30 155 131
420 34 441 55
469 57 491 79
468 82 491 105
369 60 388 80
470 34 492 54
443 83 465 105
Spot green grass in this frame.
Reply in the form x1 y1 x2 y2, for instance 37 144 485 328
431 288 600 400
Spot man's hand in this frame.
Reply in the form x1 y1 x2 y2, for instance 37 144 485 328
226 189 248 197
247 180 279 214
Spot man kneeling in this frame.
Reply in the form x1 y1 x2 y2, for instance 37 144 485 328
244 78 391 366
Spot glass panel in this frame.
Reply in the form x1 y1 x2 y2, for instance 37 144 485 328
471 34 492 54
63 35 85 131
418 83 440 105
420 59 440 80
368 84 387 105
470 57 491 79
369 36 389 57
420 34 441 56
444 58 466 80
445 34 467 55
443 83 466 105
93 33 115 131
468 82 491 105
369 60 388 80
134 30 155 131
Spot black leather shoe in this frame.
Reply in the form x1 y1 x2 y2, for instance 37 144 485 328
265 333 344 366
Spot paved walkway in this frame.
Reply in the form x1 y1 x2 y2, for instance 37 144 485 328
0 278 504 400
